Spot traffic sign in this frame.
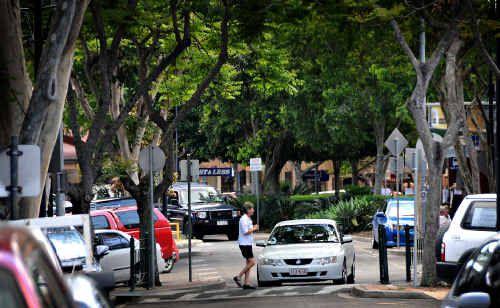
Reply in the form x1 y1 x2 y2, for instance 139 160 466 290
180 159 199 181
250 157 262 172
0 145 41 197
139 146 166 173
385 128 408 156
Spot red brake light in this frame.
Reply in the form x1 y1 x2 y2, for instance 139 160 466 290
440 242 446 262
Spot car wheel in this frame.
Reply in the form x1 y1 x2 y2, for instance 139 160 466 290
372 237 379 249
333 260 347 285
347 257 355 284
164 256 175 273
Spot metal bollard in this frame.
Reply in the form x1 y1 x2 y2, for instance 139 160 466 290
129 238 136 291
404 225 411 282
378 225 389 284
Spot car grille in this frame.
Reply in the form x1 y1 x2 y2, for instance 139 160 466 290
209 210 232 220
283 258 313 265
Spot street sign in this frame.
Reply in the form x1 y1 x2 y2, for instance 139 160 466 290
139 146 166 173
405 148 416 170
180 159 199 181
385 128 408 156
199 168 233 177
388 156 404 174
0 145 41 197
249 157 262 172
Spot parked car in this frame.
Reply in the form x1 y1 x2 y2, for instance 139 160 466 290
90 197 137 211
0 225 77 308
46 226 104 273
256 219 355 286
91 206 178 272
163 182 240 240
371 198 414 248
65 274 111 308
437 194 497 282
95 229 166 282
441 233 500 308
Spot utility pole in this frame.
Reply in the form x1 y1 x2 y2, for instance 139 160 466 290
495 0 500 231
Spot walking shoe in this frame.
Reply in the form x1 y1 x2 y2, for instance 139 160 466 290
233 276 242 287
242 284 256 290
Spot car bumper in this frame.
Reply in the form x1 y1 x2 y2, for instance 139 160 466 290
257 263 343 282
192 220 238 234
437 261 459 283
385 228 414 247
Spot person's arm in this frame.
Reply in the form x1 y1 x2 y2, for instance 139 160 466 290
244 219 259 235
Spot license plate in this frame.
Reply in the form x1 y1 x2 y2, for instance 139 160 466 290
217 220 228 226
289 268 307 276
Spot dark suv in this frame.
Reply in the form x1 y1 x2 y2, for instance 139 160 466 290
162 182 240 240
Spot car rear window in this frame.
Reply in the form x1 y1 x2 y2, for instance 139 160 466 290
116 210 158 229
461 201 496 231
91 215 110 229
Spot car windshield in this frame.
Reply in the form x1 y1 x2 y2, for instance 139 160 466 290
386 201 414 217
47 229 88 263
179 188 223 205
267 224 338 245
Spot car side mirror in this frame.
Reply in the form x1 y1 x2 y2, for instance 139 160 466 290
95 245 109 260
256 240 267 247
342 235 352 244
457 292 490 308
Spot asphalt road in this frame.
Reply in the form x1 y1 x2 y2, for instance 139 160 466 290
126 233 436 307
168 233 413 286
130 293 439 308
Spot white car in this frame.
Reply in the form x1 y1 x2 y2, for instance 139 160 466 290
95 229 166 283
437 194 497 282
256 219 355 286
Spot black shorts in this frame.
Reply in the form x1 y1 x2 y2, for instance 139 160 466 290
239 245 254 259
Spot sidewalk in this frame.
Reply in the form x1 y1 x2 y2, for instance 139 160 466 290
352 283 449 300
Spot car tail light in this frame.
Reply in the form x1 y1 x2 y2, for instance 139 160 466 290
440 242 446 262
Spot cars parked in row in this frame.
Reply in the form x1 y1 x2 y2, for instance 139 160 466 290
371 198 414 248
163 182 241 240
91 206 179 272
441 233 500 308
0 225 110 308
95 229 165 283
437 194 497 282
256 219 355 287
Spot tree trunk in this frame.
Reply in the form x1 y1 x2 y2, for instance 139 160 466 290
333 160 341 200
0 0 32 147
293 161 304 188
350 160 359 186
373 118 386 195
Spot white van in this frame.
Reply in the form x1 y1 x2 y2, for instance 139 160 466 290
437 194 497 282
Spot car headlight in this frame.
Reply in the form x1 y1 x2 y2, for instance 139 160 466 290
197 211 207 219
232 210 240 217
259 258 284 266
313 256 337 265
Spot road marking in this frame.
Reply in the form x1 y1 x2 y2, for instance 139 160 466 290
176 293 198 301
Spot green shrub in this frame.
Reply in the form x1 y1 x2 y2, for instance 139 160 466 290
344 185 371 197
306 195 387 233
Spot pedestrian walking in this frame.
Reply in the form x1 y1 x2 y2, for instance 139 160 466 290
234 202 259 289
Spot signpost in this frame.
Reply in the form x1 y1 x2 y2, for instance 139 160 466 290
0 137 41 219
138 145 166 289
179 157 199 282
385 128 408 248
250 158 262 226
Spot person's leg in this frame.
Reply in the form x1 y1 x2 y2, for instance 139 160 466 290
243 258 255 285
239 259 251 278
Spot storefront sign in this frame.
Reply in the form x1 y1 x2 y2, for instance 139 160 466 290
199 168 233 177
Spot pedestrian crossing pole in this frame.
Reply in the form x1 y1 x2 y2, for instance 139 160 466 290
187 154 193 282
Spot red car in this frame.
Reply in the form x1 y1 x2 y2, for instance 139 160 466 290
0 226 75 308
90 206 179 272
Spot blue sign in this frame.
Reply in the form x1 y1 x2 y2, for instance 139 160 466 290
302 170 329 182
199 168 233 177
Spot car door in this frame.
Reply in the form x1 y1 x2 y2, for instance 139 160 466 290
164 191 186 225
97 232 132 283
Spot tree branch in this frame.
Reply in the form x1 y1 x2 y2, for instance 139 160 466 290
390 19 419 70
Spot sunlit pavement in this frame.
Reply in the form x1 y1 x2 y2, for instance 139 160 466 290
124 233 438 307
